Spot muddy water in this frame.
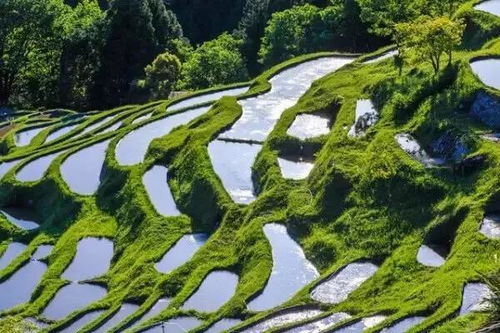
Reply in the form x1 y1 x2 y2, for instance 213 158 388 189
286 113 332 140
219 57 355 142
182 271 239 312
0 208 39 230
208 140 261 204
116 106 210 166
278 156 314 180
60 140 110 195
142 166 180 217
311 262 378 304
155 234 208 274
168 86 248 112
247 224 319 311
62 237 114 282
16 151 64 182
470 59 500 90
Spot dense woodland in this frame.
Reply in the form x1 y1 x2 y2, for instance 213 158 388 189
0 0 473 110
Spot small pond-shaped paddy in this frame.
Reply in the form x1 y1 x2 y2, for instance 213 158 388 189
76 114 117 138
332 315 386 333
480 214 500 239
241 308 323 333
168 86 248 112
286 113 332 140
205 318 242 333
0 260 47 311
278 156 314 180
62 237 113 282
132 113 153 125
94 303 139 333
0 208 39 230
470 59 500 90
208 140 261 205
142 166 180 217
0 242 27 271
182 270 239 312
141 316 202 333
155 234 208 274
475 0 500 17
15 126 47 147
247 223 319 312
60 140 110 195
33 245 54 260
460 283 493 315
311 262 378 304
380 316 427 333
45 122 81 143
0 159 20 181
284 312 351 333
16 151 64 182
219 57 354 142
116 106 210 166
348 99 379 137
127 298 171 330
57 310 105 333
42 283 107 320
416 245 446 267
395 134 445 167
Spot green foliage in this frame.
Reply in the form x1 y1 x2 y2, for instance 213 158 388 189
178 33 249 90
396 16 465 73
0 317 35 333
143 52 181 99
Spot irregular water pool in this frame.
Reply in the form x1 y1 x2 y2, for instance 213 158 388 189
155 234 208 274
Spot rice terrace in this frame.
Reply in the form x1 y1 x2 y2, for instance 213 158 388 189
0 0 500 332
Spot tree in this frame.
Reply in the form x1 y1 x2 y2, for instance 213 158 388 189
0 0 66 106
143 52 181 99
179 33 248 90
396 16 464 73
90 0 183 108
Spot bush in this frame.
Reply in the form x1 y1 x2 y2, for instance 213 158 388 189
143 52 181 99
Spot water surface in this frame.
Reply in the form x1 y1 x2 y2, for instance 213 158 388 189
241 309 323 333
15 126 47 146
62 237 114 282
94 303 139 333
42 283 107 320
0 242 27 271
127 298 171 330
33 245 54 260
332 316 386 333
58 310 105 333
76 114 117 137
16 151 64 182
395 134 445 167
475 0 500 17
208 140 261 204
116 106 210 165
142 166 180 216
247 223 319 311
460 283 493 315
0 160 19 180
182 271 239 312
219 57 354 142
470 59 500 90
60 140 110 195
0 208 39 230
480 214 500 239
286 113 332 140
364 50 398 64
311 262 378 304
45 123 80 143
278 156 314 180
155 234 208 274
132 113 153 125
380 316 426 333
416 245 445 267
168 86 248 112
205 318 242 333
348 100 379 137
141 317 202 333
284 312 351 333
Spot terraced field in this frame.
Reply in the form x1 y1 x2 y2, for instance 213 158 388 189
0 3 500 333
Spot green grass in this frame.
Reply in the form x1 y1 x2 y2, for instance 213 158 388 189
0 8 499 332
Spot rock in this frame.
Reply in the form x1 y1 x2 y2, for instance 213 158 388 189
430 130 469 161
453 154 486 175
470 91 500 129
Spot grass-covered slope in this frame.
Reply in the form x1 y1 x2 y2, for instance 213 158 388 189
0 3 499 333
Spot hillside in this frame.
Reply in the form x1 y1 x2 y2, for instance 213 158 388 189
0 0 500 333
